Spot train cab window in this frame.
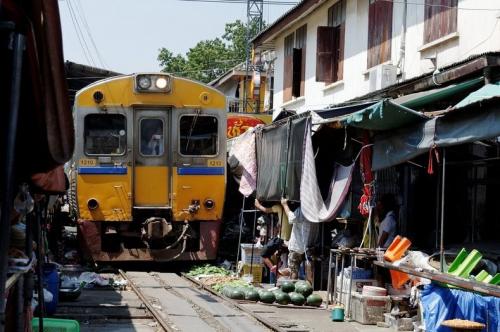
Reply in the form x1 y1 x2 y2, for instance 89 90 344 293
179 115 218 156
84 114 126 155
140 118 164 156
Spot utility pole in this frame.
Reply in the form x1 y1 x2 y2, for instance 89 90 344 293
242 0 263 113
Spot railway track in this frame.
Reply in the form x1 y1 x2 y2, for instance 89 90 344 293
55 270 283 332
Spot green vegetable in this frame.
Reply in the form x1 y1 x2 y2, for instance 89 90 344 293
289 292 306 306
306 294 323 307
187 264 230 277
280 281 295 293
259 290 276 304
212 279 252 293
274 291 291 305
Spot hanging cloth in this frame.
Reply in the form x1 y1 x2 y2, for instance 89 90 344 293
229 126 260 197
300 121 354 222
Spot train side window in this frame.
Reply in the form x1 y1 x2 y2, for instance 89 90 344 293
140 118 164 156
84 114 126 155
179 115 218 156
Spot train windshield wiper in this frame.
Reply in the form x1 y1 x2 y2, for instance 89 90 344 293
185 109 201 153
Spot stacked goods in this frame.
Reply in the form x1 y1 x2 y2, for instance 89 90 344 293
294 281 313 297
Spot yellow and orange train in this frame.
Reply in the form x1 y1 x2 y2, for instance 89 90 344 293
69 73 227 262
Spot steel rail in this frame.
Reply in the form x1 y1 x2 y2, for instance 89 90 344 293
118 270 175 332
181 273 288 332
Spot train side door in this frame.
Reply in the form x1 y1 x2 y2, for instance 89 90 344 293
133 109 170 208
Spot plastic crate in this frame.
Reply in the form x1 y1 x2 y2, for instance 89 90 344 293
350 292 391 325
32 318 80 332
240 244 263 265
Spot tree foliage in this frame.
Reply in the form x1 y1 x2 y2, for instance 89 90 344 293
158 20 264 84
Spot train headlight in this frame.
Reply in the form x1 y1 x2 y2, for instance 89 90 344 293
137 76 152 90
155 77 168 89
135 74 171 93
204 199 215 210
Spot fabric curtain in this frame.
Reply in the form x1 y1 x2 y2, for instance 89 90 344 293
229 127 259 197
300 120 354 222
256 117 308 202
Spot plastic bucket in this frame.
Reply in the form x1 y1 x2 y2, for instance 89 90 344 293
43 263 60 315
331 307 345 321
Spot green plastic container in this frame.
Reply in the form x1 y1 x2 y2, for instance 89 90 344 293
447 249 482 278
32 318 80 332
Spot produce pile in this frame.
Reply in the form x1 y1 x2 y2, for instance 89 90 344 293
223 280 323 308
187 264 231 277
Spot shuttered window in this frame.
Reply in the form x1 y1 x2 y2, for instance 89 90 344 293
283 33 294 102
424 0 457 44
316 0 345 83
283 25 307 102
295 25 307 97
367 0 393 69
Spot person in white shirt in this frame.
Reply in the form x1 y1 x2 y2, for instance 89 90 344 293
376 193 398 248
281 198 318 280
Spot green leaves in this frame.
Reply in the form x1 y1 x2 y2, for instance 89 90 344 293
157 20 265 84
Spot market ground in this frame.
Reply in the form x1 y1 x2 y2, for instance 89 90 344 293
237 290 387 332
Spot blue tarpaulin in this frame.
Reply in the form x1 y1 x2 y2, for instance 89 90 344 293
420 284 500 332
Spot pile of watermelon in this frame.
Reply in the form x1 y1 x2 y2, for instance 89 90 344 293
222 280 323 307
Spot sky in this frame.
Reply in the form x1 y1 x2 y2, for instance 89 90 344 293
59 0 295 74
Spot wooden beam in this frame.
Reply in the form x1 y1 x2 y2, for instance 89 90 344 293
373 261 500 298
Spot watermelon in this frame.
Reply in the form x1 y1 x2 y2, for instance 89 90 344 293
259 290 276 304
295 282 313 297
230 288 245 300
280 281 295 293
222 286 234 297
244 289 260 302
274 291 291 305
306 294 323 307
289 292 306 306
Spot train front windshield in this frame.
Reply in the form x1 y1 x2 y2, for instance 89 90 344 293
84 114 126 155
179 115 218 156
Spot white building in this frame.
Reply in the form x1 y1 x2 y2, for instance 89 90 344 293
252 0 500 117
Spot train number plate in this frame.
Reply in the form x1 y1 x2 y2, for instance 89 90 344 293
207 159 223 167
79 158 97 167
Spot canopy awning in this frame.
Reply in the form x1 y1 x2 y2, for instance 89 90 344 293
453 81 500 109
312 99 428 130
341 99 429 130
393 77 484 109
372 81 500 171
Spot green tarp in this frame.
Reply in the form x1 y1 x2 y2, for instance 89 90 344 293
341 99 428 130
454 81 500 109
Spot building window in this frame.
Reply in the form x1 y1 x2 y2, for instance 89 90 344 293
367 0 393 69
316 0 345 83
424 0 457 44
283 24 307 102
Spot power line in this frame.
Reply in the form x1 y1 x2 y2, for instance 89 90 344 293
73 0 109 69
66 0 97 66
64 0 95 66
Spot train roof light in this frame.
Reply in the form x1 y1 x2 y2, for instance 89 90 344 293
135 74 171 93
